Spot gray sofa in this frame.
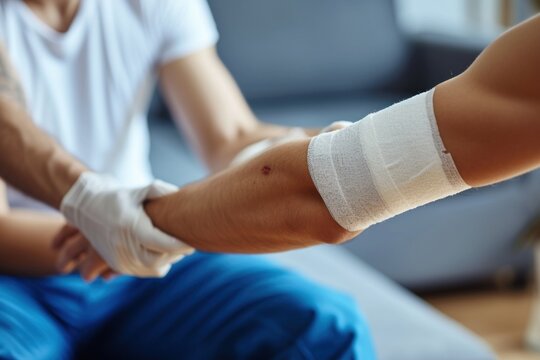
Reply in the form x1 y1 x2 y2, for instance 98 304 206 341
148 0 540 358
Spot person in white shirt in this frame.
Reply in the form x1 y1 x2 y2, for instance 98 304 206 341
0 0 376 359
58 13 540 265
0 25 187 279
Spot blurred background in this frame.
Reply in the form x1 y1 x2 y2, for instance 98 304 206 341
396 0 538 37
149 1 540 359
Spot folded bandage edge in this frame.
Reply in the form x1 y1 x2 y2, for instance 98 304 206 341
307 89 470 232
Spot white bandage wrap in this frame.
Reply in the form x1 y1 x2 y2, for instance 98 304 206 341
307 89 470 231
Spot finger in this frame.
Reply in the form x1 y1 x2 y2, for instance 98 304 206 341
165 252 185 265
51 224 79 250
101 269 119 281
61 252 88 275
150 251 185 269
134 262 171 278
79 251 109 282
56 234 89 273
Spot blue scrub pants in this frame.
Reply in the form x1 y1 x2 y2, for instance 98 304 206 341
0 253 375 359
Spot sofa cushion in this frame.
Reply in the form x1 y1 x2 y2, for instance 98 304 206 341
208 0 409 100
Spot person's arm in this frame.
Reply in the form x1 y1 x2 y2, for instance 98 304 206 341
0 178 72 276
0 44 86 209
0 209 65 276
159 47 319 173
143 15 540 253
434 13 540 187
0 42 189 277
0 177 62 275
0 176 116 280
145 138 354 253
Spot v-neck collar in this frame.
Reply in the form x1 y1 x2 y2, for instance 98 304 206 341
15 0 95 56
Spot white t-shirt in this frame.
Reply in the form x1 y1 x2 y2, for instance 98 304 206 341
0 0 218 210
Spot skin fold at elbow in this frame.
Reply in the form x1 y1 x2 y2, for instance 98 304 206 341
317 220 360 245
301 205 361 245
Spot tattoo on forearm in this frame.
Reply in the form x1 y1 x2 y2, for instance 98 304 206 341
0 45 26 107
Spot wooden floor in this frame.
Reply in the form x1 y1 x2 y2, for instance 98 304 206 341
426 287 540 359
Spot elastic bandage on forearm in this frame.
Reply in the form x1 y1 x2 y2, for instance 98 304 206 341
307 89 470 232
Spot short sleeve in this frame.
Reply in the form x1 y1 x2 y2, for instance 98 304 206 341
151 0 219 65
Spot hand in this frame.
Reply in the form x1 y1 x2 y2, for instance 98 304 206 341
60 173 194 277
320 121 353 134
230 122 353 167
52 225 118 282
230 127 308 166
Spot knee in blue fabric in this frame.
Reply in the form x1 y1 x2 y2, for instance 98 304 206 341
69 254 376 360
191 255 377 360
0 277 72 360
259 282 376 360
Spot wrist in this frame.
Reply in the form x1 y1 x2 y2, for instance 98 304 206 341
52 149 87 209
144 187 191 241
60 172 116 225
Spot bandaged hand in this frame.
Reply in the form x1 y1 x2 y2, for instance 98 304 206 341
58 172 194 277
52 225 117 282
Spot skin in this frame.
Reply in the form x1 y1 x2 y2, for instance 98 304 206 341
0 1 87 277
435 15 540 186
0 0 112 280
0 43 85 209
12 4 540 278
136 14 540 255
1 0 314 280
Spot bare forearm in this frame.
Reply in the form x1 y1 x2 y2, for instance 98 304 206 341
144 16 540 253
0 99 85 208
145 139 355 253
160 48 319 173
0 211 64 276
0 44 85 209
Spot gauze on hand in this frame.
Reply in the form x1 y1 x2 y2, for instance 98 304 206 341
61 173 194 277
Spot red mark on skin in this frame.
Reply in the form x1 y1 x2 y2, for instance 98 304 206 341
261 165 272 175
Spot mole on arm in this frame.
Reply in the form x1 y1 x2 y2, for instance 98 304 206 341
261 165 272 175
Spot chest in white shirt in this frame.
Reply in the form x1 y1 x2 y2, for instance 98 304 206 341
0 0 218 210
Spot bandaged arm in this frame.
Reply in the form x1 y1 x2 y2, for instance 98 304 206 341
145 14 540 252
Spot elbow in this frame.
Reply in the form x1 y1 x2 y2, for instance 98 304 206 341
289 188 362 246
284 209 359 247
318 222 359 245
310 212 361 245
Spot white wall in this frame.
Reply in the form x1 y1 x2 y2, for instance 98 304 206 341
394 0 504 38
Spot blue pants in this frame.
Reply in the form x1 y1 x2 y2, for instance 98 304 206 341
0 253 375 359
